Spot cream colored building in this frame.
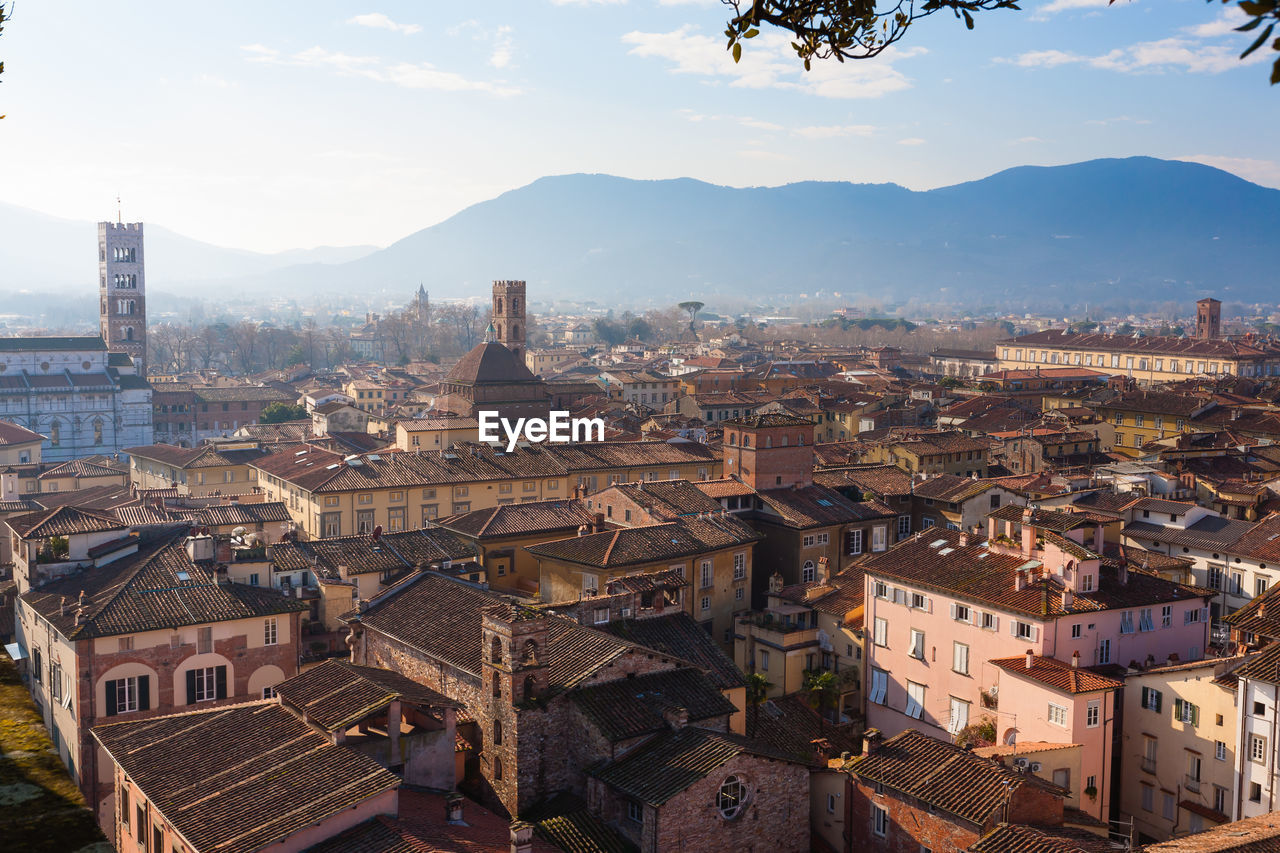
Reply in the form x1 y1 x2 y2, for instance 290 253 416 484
394 417 480 452
1120 657 1244 842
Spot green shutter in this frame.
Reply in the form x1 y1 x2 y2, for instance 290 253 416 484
138 675 150 712
215 666 228 700
104 680 118 717
186 669 197 705
1173 698 1183 720
1191 703 1200 727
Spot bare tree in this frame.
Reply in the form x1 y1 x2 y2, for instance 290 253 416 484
226 321 260 374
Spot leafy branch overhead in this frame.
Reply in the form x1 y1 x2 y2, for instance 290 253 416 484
724 0 1280 84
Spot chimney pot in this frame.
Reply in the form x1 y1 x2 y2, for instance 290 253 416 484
1025 649 1035 669
510 820 535 853
1071 650 1080 669
862 728 881 756
445 792 465 825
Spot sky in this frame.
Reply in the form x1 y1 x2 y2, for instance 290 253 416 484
1 0 1276 253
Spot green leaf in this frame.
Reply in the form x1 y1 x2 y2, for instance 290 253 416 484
744 28 759 38
1241 22 1274 58
733 42 742 63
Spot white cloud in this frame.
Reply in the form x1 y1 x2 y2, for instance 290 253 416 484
490 26 515 68
674 109 783 131
1175 155 1280 189
1033 0 1115 19
897 137 926 146
241 45 520 96
622 26 924 99
347 13 421 35
1013 136 1043 144
793 124 878 139
1184 6 1250 38
739 117 784 130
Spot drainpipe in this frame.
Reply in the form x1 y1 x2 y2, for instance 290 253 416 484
1270 681 1279 814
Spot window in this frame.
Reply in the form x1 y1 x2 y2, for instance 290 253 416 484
187 666 225 703
981 611 998 631
874 580 888 599
1048 703 1068 726
1013 620 1035 641
802 561 816 583
847 529 863 555
197 627 213 654
1052 768 1070 791
1098 638 1111 665
1162 792 1175 821
735 588 744 601
826 793 836 814
1071 623 1082 639
1162 605 1172 628
909 629 926 660
700 595 711 612
905 681 925 719
262 685 277 699
873 618 888 647
1086 700 1100 727
105 676 150 716
1259 577 1271 597
700 561 713 589
952 603 970 623
953 642 969 675
869 668 888 704
1139 609 1154 632
1187 752 1202 790
948 697 969 734
897 515 911 537
1257 700 1268 717
759 650 770 671
733 553 746 580
1081 573 1095 592
910 592 929 611
1252 782 1263 802
872 804 888 838
817 533 829 546
872 525 887 552
264 617 278 646
717 776 746 819
627 800 643 823
136 805 145 844
802 535 815 547
1216 741 1227 761
1251 734 1267 763
1120 611 1134 634
1175 698 1200 726
1141 783 1154 812
1141 687 1163 712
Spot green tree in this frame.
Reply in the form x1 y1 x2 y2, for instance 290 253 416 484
725 0 1280 85
259 402 307 424
803 669 839 731
745 672 772 738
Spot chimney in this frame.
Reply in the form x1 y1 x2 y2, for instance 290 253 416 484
1118 561 1129 586
1025 648 1035 670
592 512 605 534
1063 588 1074 609
78 589 88 608
958 531 969 547
1071 650 1080 669
862 728 881 756
445 792 465 825
664 706 689 730
59 596 68 617
510 820 535 853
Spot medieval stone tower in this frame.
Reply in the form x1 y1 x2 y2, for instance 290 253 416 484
1195 297 1221 341
98 220 147 375
492 280 526 363
479 602 549 818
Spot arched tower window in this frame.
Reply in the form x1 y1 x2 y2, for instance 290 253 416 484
490 635 503 664
512 297 519 313
524 674 536 702
124 327 134 342
522 639 539 665
496 297 503 314
49 421 61 447
494 756 504 780
492 672 501 698
494 719 503 746
93 418 104 446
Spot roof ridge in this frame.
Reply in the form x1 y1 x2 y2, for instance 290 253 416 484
476 505 504 537
67 531 189 637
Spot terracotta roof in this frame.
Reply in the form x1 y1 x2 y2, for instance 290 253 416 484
722 413 815 429
970 823 1121 853
274 659 457 732
37 459 126 480
694 478 757 499
192 385 294 403
971 741 1081 758
589 726 800 806
1141 809 1280 851
1123 517 1254 552
1226 583 1280 640
570 668 737 742
531 795 636 853
1230 514 1280 563
1235 642 1280 685
6 504 127 538
438 499 595 540
287 528 476 577
447 341 539 384
0 419 45 446
525 515 759 569
21 529 307 639
93 702 401 853
988 504 1092 533
600 612 745 689
1007 329 1268 359
755 484 894 529
847 728 1063 825
991 655 1123 694
195 501 292 527
815 464 914 497
590 479 724 520
912 473 998 503
752 694 862 766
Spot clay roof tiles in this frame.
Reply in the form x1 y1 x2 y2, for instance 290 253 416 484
990 655 1124 694
274 659 457 733
525 515 759 569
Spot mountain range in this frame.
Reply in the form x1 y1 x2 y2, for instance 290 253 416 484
3 157 1277 313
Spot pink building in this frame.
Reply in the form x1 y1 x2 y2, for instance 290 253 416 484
861 505 1212 820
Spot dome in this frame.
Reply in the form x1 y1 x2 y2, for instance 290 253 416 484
446 341 538 385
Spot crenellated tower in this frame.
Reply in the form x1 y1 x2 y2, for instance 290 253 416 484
492 280 526 363
98 220 147 375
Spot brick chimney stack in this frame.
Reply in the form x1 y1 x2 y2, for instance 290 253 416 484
1025 649 1035 670
862 728 881 756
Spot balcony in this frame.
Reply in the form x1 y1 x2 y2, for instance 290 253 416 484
1185 776 1201 793
1141 758 1157 774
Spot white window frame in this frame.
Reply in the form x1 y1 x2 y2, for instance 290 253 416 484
953 642 969 675
1048 703 1068 727
909 629 926 660
872 804 888 837
905 681 925 720
869 668 888 704
264 617 278 646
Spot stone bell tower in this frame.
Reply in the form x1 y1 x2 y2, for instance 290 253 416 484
492 280 526 363
98 218 148 376
479 602 549 818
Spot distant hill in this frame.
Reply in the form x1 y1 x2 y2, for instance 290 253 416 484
4 157 1276 312
0 201 376 292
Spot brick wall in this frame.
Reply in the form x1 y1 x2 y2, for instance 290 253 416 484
848 778 983 853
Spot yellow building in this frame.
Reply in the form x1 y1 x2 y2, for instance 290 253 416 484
1120 657 1245 841
344 379 387 415
998 329 1280 384
527 514 758 648
394 417 481 453
1092 392 1212 457
251 440 721 540
861 431 994 477
125 442 268 497
0 419 45 465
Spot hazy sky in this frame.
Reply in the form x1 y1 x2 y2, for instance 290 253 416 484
2 1 1275 253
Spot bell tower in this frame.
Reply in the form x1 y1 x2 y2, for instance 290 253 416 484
98 217 148 376
492 280 526 362
479 602 548 818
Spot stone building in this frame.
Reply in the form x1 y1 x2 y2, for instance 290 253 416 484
0 336 153 462
98 220 147 376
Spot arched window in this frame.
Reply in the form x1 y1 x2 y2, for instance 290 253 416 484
512 324 519 339
49 421 61 447
494 756 504 780
729 434 737 447
492 672 501 698
802 561 816 583
93 419 104 446
780 435 787 447
524 674 536 702
490 635 503 664
765 436 772 448
743 435 751 448
124 327 134 342
717 776 746 819
522 639 539 665
797 434 805 446
496 297 503 314
493 719 503 746
512 298 519 313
